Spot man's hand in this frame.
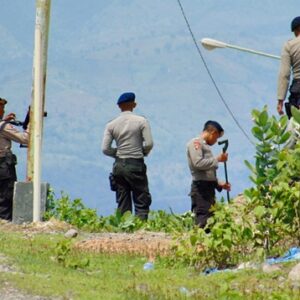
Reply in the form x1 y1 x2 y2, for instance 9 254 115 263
3 113 16 122
277 100 284 115
218 181 231 191
217 152 228 163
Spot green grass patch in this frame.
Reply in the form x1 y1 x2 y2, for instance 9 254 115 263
0 229 300 299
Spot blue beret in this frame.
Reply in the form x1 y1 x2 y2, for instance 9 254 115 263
204 120 224 136
291 16 300 31
117 92 136 105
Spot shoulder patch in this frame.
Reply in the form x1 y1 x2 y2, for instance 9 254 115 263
0 121 9 132
193 140 201 150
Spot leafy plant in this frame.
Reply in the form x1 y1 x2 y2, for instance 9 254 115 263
44 192 194 233
169 201 257 270
54 239 89 269
244 107 300 252
44 192 103 231
145 210 194 233
169 107 300 270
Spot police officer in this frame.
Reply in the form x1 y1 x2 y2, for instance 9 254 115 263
0 98 29 221
277 16 300 118
187 121 231 228
102 92 153 220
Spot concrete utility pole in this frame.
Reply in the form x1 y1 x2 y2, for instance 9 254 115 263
27 0 51 222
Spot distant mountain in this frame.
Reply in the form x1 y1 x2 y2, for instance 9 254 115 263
0 0 296 214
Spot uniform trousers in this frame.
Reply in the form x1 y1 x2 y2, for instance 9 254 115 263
113 158 152 220
0 155 17 221
190 180 217 228
286 79 300 119
286 93 300 119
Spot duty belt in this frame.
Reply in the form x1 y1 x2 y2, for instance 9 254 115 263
115 157 144 164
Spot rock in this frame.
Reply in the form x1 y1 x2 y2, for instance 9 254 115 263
237 261 258 270
288 263 300 282
136 284 149 293
262 263 281 273
64 229 78 238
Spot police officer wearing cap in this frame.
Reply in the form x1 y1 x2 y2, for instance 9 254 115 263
277 16 300 118
0 98 29 221
102 92 153 220
187 121 231 228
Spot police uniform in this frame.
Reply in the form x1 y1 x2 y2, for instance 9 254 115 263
187 136 221 228
0 98 29 220
102 92 153 220
278 17 300 118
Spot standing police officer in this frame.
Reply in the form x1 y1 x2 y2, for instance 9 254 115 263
187 121 231 228
0 98 29 221
102 92 153 220
277 16 300 118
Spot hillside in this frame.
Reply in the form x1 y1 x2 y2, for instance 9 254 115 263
0 0 298 215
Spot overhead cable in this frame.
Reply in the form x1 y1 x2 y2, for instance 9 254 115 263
176 0 254 145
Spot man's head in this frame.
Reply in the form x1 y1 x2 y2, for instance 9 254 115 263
291 16 300 36
0 98 7 118
117 92 136 111
202 120 224 145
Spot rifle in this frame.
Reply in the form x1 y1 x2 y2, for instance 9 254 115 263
9 106 30 130
7 107 31 148
9 106 47 148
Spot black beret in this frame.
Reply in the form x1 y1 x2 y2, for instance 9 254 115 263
291 16 300 32
204 120 224 136
0 98 7 105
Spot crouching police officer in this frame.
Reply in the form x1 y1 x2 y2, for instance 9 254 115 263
0 98 29 221
187 121 231 228
102 92 153 220
277 16 300 118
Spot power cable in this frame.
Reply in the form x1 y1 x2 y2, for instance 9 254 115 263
176 0 254 145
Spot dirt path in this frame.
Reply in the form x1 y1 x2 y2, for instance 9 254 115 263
76 231 173 259
0 219 174 259
0 253 54 300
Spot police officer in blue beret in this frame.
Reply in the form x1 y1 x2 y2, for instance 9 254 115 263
102 92 154 220
187 121 231 229
277 16 300 118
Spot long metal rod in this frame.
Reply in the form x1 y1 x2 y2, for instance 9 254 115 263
223 162 230 203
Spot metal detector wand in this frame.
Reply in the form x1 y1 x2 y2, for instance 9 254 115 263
218 140 230 202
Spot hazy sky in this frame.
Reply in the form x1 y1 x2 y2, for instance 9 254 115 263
0 0 298 215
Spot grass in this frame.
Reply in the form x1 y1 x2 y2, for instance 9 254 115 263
0 229 300 299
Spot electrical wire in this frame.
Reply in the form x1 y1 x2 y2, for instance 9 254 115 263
176 0 254 145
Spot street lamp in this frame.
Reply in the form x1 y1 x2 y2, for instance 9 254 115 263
201 38 280 60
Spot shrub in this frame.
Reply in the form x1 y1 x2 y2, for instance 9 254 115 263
169 107 300 270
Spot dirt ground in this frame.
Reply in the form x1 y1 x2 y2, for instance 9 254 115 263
0 195 248 260
0 219 174 298
75 231 173 259
0 219 173 259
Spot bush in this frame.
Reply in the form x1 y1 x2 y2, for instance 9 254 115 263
44 192 194 233
45 192 103 231
169 107 300 270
